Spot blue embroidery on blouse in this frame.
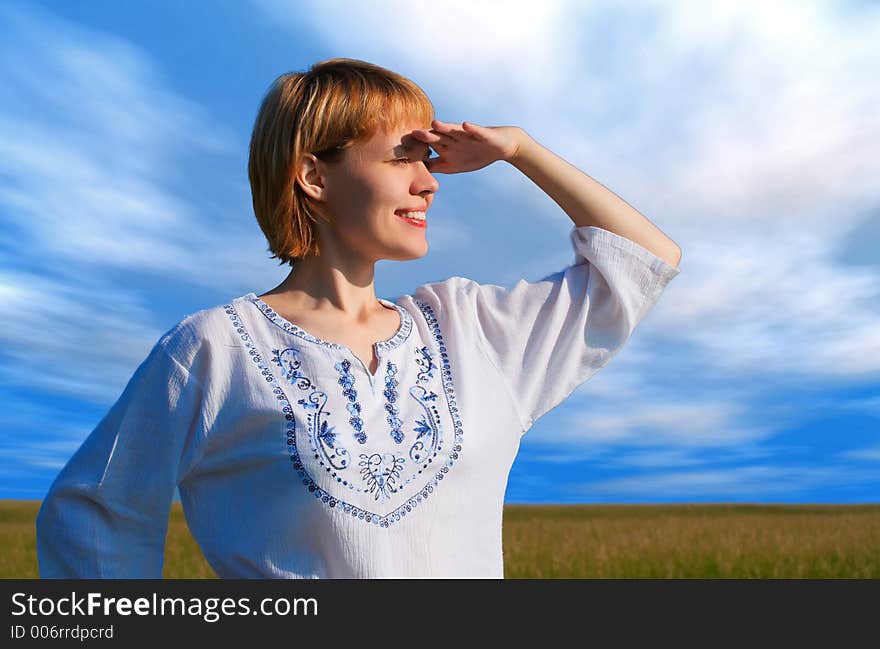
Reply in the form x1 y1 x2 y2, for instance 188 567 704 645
226 296 466 529
414 345 436 382
245 292 414 352
335 359 367 444
359 452 405 501
407 345 443 464
271 348 351 472
275 347 314 390
383 361 405 444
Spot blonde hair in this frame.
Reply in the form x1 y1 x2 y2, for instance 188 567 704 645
248 58 435 267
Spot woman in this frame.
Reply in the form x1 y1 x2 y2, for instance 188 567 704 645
36 58 682 578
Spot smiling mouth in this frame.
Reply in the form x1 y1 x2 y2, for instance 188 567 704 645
395 210 427 228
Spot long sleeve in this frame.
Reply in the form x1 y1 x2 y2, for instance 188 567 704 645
452 225 680 433
35 335 207 578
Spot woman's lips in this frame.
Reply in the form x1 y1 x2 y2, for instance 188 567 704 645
396 212 427 228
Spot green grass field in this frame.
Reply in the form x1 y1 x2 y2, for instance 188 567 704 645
4 501 879 578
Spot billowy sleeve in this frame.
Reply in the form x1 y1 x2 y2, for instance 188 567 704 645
433 225 681 433
36 335 207 578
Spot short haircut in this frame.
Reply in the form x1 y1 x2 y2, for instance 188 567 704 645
248 58 435 267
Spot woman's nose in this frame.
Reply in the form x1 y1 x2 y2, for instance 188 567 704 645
415 163 440 193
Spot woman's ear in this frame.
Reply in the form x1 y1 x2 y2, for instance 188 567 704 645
295 153 326 201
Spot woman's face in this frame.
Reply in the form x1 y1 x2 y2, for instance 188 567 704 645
305 121 439 264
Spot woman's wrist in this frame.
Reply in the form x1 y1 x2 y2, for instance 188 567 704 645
505 127 536 166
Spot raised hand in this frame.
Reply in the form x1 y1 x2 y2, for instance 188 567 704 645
411 119 523 174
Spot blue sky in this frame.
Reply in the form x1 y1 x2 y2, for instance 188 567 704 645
2 0 878 503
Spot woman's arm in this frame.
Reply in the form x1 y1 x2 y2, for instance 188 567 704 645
36 338 206 578
506 130 682 268
414 120 682 268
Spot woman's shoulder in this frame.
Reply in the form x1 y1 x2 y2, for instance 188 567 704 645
407 274 532 316
156 298 242 367
408 275 476 305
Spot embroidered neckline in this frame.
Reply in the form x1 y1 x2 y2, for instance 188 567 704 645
242 292 413 354
222 298 465 529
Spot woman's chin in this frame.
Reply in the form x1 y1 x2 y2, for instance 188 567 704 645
385 242 428 262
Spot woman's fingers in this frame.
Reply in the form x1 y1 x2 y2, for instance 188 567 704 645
430 119 466 141
412 128 443 142
461 121 488 140
414 120 479 145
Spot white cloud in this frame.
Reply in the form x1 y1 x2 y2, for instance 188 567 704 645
838 445 880 462
556 398 776 450
832 396 880 418
0 267 164 401
569 463 868 499
0 4 243 274
604 449 715 469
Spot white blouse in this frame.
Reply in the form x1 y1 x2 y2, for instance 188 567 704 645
36 225 681 578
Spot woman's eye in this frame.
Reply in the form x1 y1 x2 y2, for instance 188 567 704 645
393 157 431 166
